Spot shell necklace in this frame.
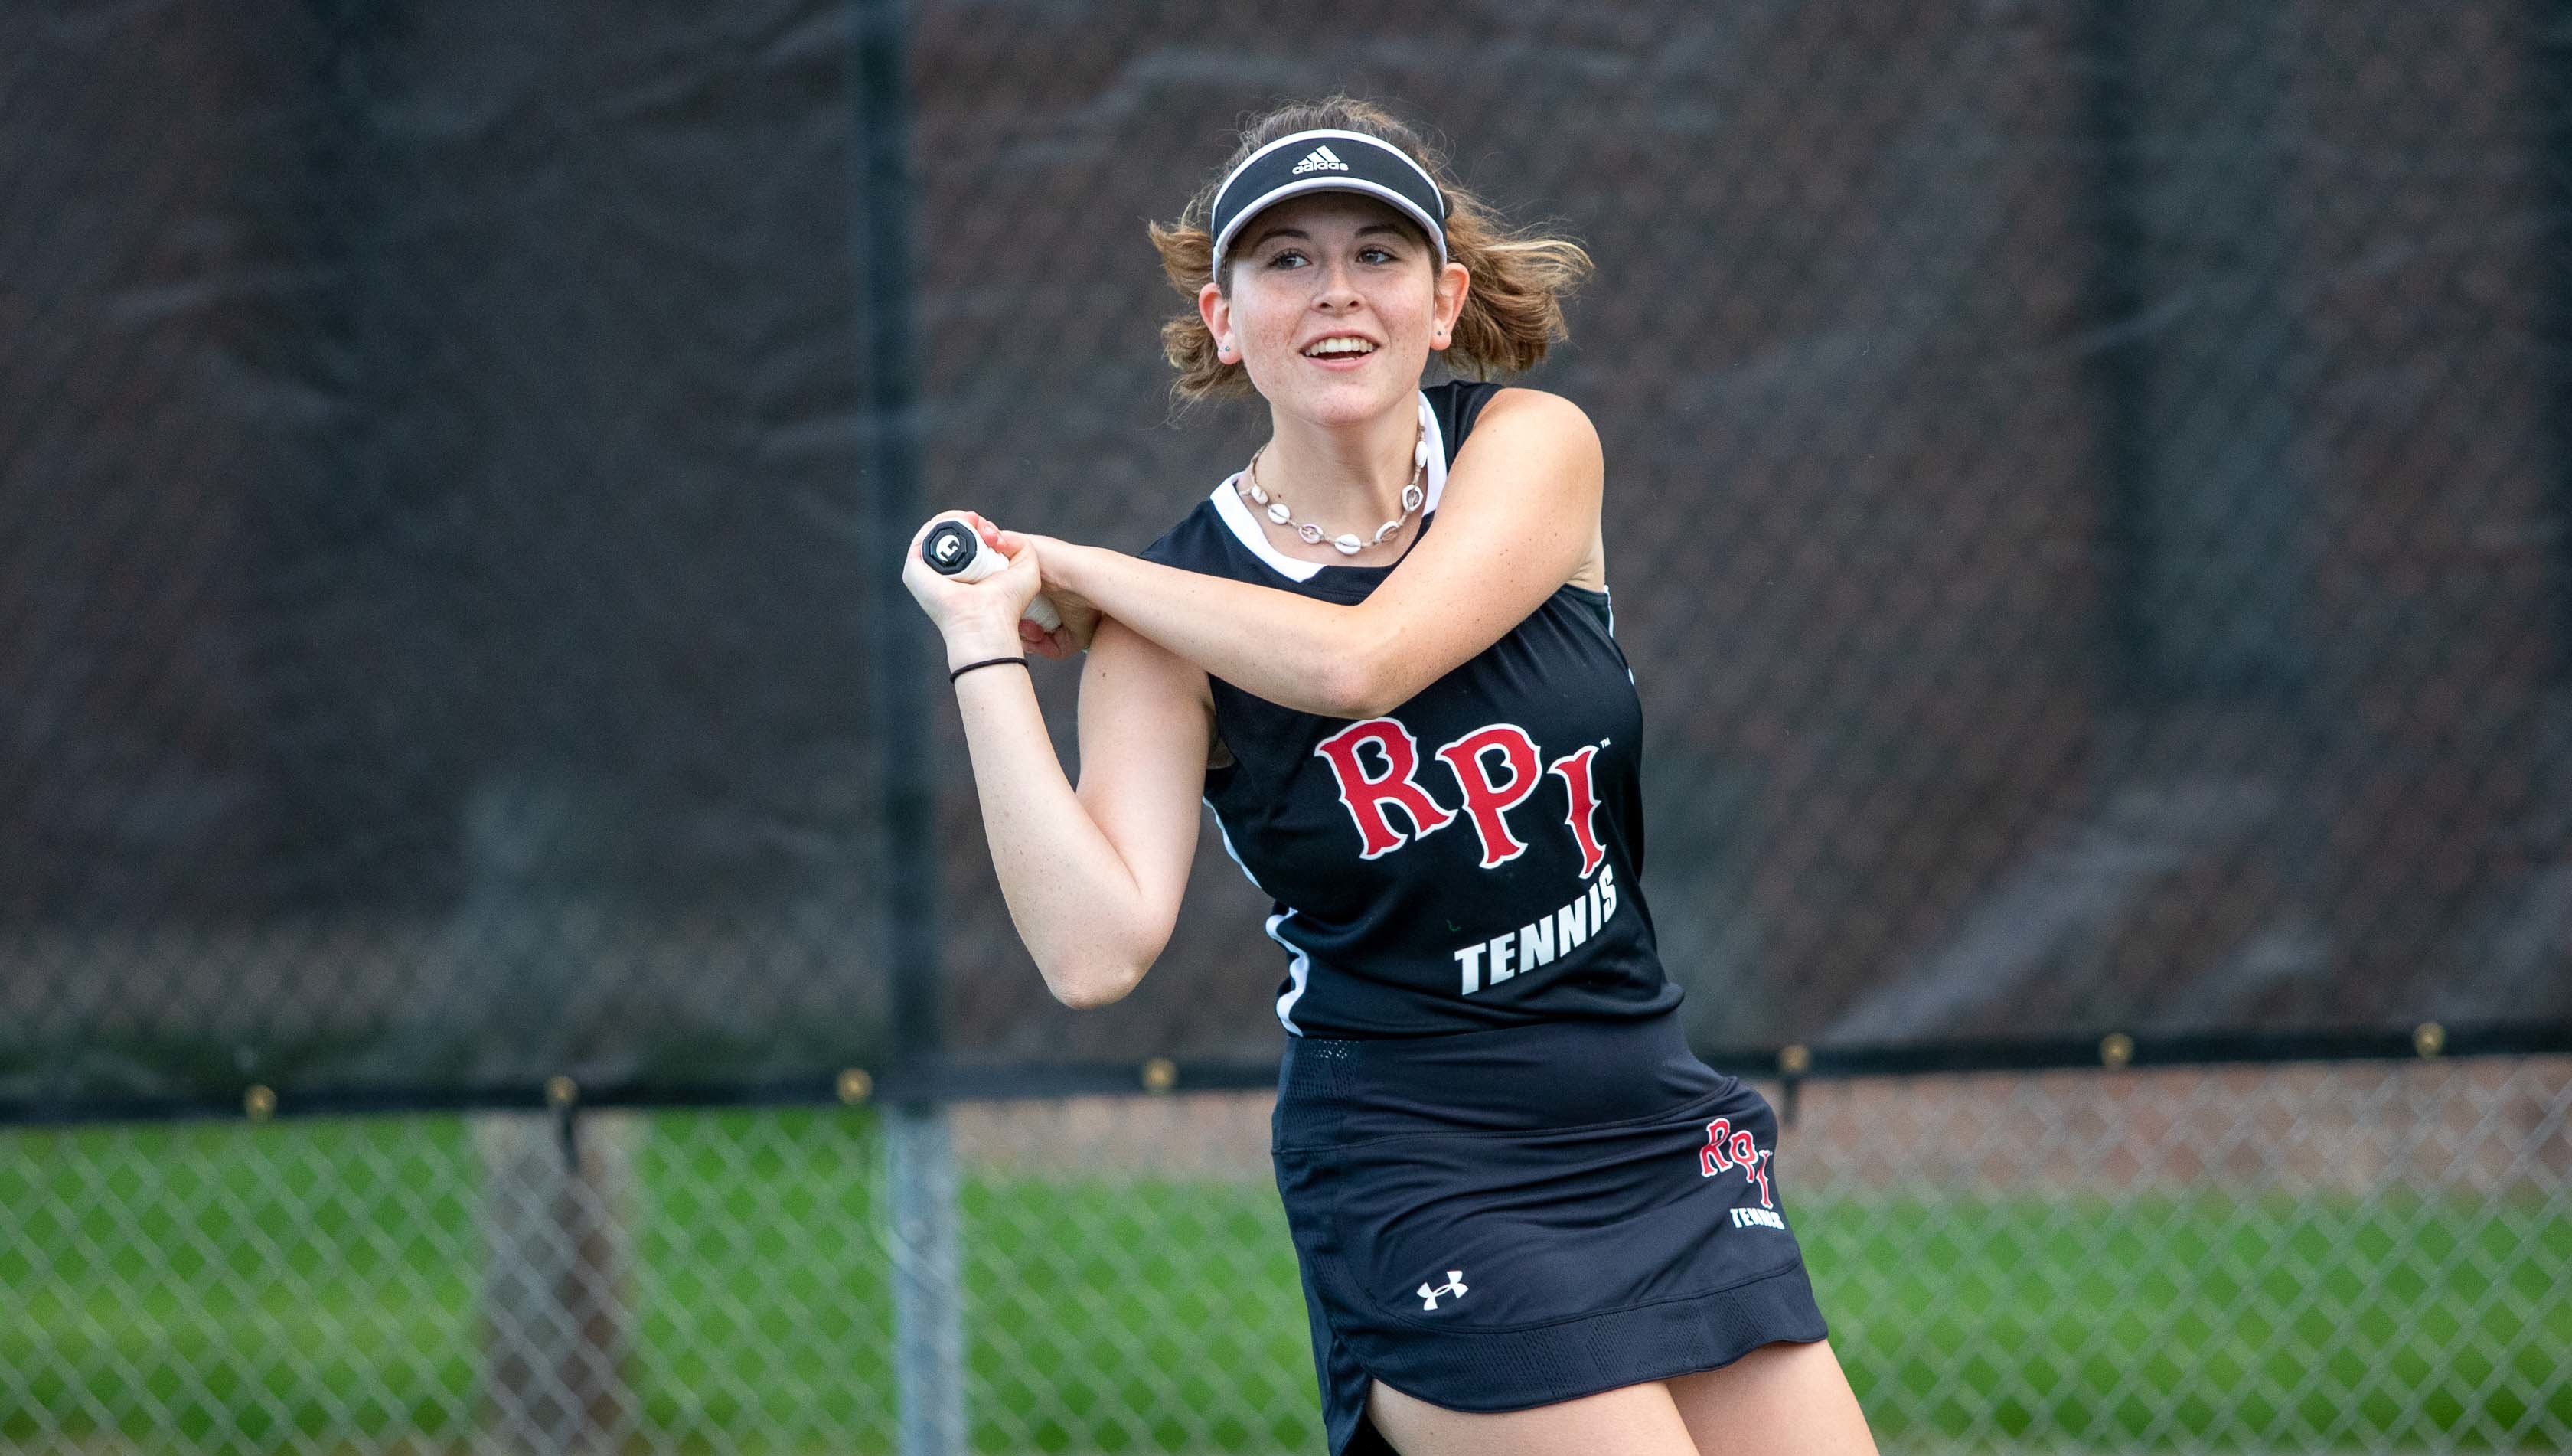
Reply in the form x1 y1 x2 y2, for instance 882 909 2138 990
1239 419 1431 557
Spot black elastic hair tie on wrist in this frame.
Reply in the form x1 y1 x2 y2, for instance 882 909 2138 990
948 655 1030 683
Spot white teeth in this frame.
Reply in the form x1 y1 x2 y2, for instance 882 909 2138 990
1303 337 1376 357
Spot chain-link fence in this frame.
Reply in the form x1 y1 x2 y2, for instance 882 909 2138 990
11 0 2572 1103
5 1054 2567 1452
8 0 2572 1451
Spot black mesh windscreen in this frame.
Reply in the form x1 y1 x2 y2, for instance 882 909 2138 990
2 1 891 1103
5 0 2567 1105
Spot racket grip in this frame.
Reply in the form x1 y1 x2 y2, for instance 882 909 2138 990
920 519 1066 632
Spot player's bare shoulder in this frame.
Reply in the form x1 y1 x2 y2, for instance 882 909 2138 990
1454 387 1607 591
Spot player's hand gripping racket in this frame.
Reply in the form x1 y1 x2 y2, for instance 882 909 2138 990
919 517 1062 632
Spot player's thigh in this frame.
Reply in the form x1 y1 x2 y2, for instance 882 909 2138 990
1665 1338 1877 1455
1366 1376 1699 1456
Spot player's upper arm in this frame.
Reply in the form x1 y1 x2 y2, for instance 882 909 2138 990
1345 388 1602 716
1072 612 1213 976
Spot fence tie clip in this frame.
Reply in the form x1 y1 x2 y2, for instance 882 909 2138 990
547 1074 581 1170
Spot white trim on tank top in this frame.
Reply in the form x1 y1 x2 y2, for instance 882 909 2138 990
1207 390 1448 584
1209 807 1313 1036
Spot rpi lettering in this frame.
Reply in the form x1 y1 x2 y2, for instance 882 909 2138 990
1699 1116 1774 1209
1313 718 1607 875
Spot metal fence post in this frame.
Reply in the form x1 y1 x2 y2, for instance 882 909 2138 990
2538 0 2572 679
853 0 961 1449
887 1102 968 1454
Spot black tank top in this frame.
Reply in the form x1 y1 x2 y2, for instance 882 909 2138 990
1141 382 1682 1038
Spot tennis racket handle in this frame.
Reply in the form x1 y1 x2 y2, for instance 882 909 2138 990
919 519 1064 632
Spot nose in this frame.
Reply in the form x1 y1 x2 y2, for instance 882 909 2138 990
1310 256 1363 312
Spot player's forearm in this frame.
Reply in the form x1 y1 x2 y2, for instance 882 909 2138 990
1054 544 1389 718
948 668 1163 1007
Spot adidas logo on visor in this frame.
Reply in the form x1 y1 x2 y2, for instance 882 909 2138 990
1291 145 1350 175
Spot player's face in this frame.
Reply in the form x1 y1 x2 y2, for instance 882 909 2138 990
1203 194 1467 429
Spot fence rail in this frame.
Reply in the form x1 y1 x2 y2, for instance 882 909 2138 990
13 1023 2570 1131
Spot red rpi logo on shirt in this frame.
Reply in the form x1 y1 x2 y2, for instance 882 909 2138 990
1700 1116 1774 1209
1312 717 1608 874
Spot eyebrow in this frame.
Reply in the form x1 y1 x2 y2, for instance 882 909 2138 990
1245 222 1412 253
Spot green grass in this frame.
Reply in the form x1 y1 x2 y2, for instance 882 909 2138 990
1800 1192 2572 1449
2 1112 2564 1453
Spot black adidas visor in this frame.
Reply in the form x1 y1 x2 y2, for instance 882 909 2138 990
1207 129 1448 283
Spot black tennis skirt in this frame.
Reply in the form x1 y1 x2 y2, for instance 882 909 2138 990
1269 1010 1829 1456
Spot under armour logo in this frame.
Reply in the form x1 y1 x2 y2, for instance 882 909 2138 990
1417 1270 1468 1310
1292 145 1350 175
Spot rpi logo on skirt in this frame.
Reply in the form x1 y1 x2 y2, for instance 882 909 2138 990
1699 1116 1774 1210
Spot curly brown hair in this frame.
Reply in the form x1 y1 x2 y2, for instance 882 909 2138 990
1147 96 1594 402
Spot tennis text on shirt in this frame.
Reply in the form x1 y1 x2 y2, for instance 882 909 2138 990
1312 717 1620 995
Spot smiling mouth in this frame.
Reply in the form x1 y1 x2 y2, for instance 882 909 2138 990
1301 337 1378 359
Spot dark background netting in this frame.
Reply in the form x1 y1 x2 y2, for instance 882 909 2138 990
6 0 2570 1105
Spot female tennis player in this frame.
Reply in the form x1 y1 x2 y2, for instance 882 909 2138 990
901 97 1877 1456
